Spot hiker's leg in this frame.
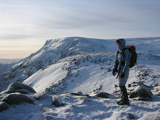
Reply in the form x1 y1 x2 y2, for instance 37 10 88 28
117 69 129 105
118 86 129 105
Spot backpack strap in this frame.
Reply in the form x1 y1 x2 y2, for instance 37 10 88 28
116 50 119 57
117 48 129 58
122 48 126 57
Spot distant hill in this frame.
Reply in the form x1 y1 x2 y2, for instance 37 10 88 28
0 59 21 75
0 59 21 64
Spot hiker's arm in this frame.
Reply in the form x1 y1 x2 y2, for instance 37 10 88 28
122 49 131 73
113 52 119 70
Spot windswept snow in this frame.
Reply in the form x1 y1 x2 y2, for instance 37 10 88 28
24 62 68 93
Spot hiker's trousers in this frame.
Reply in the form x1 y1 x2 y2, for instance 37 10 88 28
118 69 130 86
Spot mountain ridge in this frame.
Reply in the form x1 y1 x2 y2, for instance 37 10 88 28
0 36 160 93
0 37 112 92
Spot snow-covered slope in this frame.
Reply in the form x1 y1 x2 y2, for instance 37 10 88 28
23 49 160 94
0 63 15 75
0 37 160 120
24 53 115 94
21 37 160 94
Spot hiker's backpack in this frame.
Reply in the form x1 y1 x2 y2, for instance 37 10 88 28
122 46 137 68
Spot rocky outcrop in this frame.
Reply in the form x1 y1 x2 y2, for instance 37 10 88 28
4 82 36 94
52 96 65 107
0 82 35 112
0 102 10 112
129 85 153 100
95 92 110 98
2 93 34 105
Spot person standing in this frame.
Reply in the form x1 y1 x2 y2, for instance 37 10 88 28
112 39 131 105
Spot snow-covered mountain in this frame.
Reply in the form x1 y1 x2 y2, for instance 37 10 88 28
1 37 160 92
0 37 160 120
0 37 115 92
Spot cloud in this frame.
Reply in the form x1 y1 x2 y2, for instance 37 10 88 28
33 1 136 30
0 0 160 40
0 34 37 40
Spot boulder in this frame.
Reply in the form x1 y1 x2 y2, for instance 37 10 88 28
129 85 153 100
2 93 34 105
71 91 84 96
52 96 65 107
4 82 36 94
14 89 31 94
95 92 110 98
0 102 10 112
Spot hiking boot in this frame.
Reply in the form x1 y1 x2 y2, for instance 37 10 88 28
119 86 129 102
117 101 130 105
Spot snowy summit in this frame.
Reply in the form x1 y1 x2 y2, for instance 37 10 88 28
0 37 160 120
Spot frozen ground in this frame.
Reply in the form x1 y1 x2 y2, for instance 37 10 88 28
0 92 160 120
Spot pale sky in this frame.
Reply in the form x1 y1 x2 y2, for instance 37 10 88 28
0 0 160 58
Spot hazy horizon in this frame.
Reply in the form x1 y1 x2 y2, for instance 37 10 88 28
0 0 160 58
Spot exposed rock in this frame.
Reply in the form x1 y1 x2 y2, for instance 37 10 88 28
128 82 152 88
153 83 159 87
129 85 153 100
4 82 36 94
95 92 110 98
0 102 10 112
52 96 65 107
71 91 84 96
2 93 34 105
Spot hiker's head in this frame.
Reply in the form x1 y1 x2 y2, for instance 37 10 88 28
116 39 126 49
